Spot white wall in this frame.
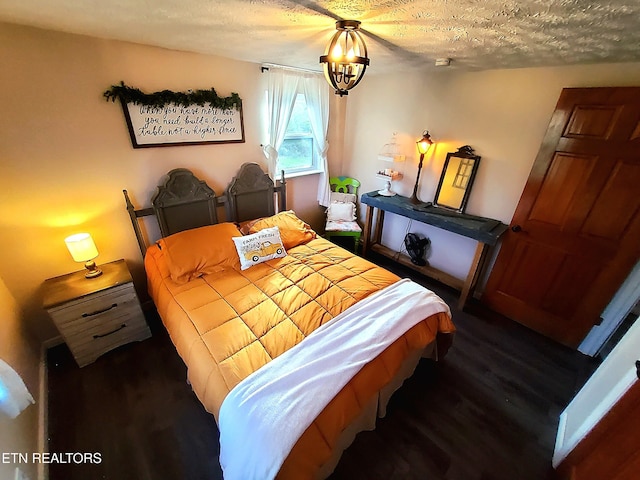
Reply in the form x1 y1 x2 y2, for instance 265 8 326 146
0 22 342 342
3 20 640 347
344 62 640 284
0 275 40 480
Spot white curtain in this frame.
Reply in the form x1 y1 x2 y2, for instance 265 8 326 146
263 65 332 207
263 68 300 179
301 73 331 207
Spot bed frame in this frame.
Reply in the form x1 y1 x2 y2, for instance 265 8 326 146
123 163 286 256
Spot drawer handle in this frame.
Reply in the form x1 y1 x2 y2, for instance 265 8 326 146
93 323 127 339
82 303 118 318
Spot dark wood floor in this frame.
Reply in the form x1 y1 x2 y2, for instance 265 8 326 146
47 256 598 480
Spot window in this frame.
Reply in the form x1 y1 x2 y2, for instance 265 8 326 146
277 93 318 175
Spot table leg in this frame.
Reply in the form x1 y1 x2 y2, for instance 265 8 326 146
458 242 489 310
362 205 374 255
373 209 385 245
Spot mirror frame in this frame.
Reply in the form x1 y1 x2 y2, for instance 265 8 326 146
433 145 481 213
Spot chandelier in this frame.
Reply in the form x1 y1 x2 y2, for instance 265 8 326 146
319 20 370 96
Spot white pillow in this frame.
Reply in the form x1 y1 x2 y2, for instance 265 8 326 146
232 226 287 270
327 201 356 222
330 192 357 204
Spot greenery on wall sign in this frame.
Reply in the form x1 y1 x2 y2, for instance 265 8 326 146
103 82 242 110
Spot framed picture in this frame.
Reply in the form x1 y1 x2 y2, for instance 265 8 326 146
433 145 481 213
104 83 245 148
120 99 245 148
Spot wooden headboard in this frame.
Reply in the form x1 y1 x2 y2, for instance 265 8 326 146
226 163 282 223
124 163 286 256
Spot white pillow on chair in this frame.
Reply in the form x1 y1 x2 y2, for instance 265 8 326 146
327 201 356 222
329 192 357 204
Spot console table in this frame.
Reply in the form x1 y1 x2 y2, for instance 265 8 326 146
361 192 508 309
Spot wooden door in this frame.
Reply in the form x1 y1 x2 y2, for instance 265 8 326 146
483 87 640 348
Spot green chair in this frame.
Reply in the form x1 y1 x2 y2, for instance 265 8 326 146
324 176 362 253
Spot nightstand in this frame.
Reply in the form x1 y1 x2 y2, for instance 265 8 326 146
43 259 151 367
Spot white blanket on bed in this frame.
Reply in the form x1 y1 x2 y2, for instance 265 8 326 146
218 278 450 480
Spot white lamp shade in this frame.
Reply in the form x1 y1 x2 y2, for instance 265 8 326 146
65 233 99 262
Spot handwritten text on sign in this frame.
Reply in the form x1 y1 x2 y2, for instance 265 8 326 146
124 102 244 147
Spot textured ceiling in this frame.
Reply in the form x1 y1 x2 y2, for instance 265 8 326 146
1 0 639 73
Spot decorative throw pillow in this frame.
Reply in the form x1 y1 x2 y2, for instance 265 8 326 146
158 223 242 284
329 192 357 204
236 217 264 235
232 226 287 270
248 210 316 249
327 201 356 222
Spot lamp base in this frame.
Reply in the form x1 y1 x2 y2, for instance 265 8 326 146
378 181 397 197
378 188 397 197
84 261 103 279
409 194 422 204
85 269 103 279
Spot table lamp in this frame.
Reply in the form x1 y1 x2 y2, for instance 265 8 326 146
65 233 103 278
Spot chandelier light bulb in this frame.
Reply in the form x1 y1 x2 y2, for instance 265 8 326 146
346 48 356 61
331 44 343 61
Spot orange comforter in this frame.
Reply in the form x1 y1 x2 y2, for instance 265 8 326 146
145 236 454 479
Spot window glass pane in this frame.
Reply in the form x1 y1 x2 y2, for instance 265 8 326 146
279 138 314 170
277 93 316 173
287 95 311 134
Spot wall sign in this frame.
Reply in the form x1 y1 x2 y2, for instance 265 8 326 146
121 102 244 147
104 82 244 148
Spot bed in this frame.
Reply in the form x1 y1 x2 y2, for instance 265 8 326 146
124 163 455 480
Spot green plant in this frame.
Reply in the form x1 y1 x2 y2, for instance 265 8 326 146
103 82 242 110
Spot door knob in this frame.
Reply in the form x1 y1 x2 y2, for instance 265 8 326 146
511 225 522 233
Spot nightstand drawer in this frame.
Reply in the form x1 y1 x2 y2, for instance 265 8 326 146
67 318 151 367
43 260 152 367
60 297 145 346
48 283 138 327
